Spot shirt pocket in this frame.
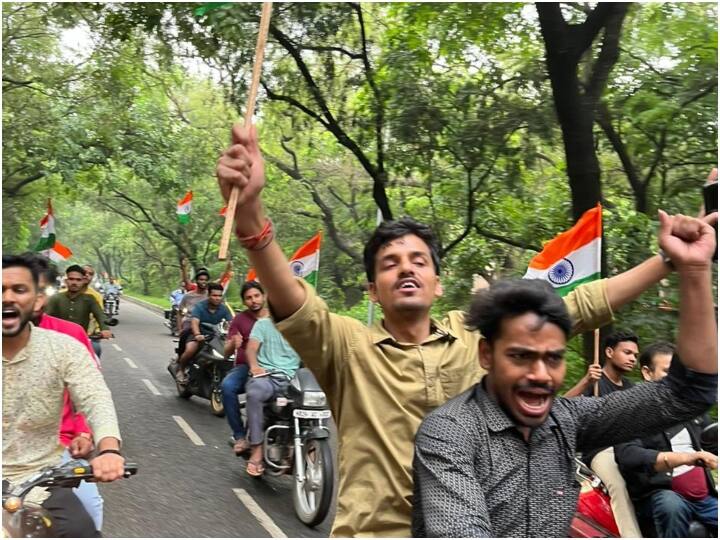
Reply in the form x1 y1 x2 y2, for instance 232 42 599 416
439 367 477 402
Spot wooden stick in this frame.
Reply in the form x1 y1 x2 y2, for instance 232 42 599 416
593 328 600 397
219 2 273 260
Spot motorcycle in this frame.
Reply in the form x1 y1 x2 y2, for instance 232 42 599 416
571 422 718 538
103 290 120 326
238 368 335 527
167 321 234 416
164 306 184 337
2 460 137 537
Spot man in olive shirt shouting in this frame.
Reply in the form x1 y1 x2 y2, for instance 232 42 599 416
216 124 702 537
47 265 111 344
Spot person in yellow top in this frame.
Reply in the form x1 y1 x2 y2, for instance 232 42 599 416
215 124 707 537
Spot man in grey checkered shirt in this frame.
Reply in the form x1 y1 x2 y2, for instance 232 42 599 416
412 211 718 537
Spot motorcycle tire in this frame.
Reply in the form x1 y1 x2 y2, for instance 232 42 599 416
292 438 334 527
210 388 225 417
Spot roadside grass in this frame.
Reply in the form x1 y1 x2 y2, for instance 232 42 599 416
125 291 169 310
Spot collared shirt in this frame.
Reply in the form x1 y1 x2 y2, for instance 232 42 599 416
274 278 613 537
46 290 107 334
412 359 717 538
190 299 232 327
2 325 121 503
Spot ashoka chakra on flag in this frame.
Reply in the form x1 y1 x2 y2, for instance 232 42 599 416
548 258 575 285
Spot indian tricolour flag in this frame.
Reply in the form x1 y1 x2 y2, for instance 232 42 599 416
177 191 193 224
34 200 73 261
247 232 322 288
523 204 602 296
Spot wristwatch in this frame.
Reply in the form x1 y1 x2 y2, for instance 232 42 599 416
658 248 675 270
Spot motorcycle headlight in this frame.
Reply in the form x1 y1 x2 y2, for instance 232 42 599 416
302 391 327 408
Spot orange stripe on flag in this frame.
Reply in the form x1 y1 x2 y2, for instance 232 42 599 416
528 204 602 270
246 268 257 282
290 232 322 260
178 191 193 206
52 241 72 259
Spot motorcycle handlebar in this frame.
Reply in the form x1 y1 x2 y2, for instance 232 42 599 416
4 461 138 500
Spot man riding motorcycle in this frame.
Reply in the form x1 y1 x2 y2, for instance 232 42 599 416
3 254 126 538
174 282 232 383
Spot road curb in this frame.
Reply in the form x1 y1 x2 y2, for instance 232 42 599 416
123 294 166 315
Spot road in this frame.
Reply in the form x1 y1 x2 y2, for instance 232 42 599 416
97 299 336 537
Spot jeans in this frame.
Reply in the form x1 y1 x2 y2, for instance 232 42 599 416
636 489 718 538
245 376 288 445
61 449 103 531
90 338 102 359
221 365 250 440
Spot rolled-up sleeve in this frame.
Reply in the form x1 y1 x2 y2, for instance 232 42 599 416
563 278 614 336
412 414 491 538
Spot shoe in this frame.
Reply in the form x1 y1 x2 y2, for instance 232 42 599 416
247 459 265 477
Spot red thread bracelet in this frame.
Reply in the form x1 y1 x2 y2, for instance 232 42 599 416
236 219 274 251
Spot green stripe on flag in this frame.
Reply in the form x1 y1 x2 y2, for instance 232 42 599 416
304 270 318 288
178 214 191 225
34 233 56 252
552 273 601 297
194 3 233 17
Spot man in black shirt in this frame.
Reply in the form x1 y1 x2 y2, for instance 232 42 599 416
412 211 718 537
564 330 642 536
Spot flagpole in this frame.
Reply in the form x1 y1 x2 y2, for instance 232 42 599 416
593 203 603 397
315 231 322 294
219 2 273 260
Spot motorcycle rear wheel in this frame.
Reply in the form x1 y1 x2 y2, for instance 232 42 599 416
210 388 225 417
293 438 333 527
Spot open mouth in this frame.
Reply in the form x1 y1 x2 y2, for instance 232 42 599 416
515 388 553 417
2 306 20 328
396 279 420 291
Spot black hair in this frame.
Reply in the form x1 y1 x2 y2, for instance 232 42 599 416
362 217 441 282
241 280 264 298
639 341 676 369
194 269 210 280
465 279 571 343
65 264 86 276
604 330 639 350
2 253 40 288
26 253 58 286
207 283 224 294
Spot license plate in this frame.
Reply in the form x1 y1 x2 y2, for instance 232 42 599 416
293 409 331 419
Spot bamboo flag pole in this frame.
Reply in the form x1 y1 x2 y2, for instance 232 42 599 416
593 328 600 397
219 2 273 260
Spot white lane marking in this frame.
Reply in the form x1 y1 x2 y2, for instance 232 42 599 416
172 415 205 446
123 357 138 369
142 378 162 396
233 488 287 538
112 343 122 352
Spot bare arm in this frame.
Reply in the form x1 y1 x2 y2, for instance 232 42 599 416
245 338 264 375
605 255 670 311
216 125 306 320
655 451 717 472
564 363 602 398
661 211 718 374
191 317 201 337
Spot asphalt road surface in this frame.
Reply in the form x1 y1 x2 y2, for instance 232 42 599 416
97 299 336 537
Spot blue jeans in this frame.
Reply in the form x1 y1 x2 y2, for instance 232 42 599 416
61 449 103 532
90 338 102 359
221 365 249 440
637 489 717 538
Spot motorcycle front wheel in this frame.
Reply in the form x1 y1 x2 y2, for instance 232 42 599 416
293 437 334 527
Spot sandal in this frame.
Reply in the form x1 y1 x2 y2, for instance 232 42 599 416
247 459 265 477
233 438 250 456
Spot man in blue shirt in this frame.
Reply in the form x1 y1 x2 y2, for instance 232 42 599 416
242 317 301 476
176 283 232 382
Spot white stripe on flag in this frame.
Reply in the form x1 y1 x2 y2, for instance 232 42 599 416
523 237 600 285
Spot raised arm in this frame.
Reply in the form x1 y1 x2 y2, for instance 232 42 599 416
216 124 305 320
660 210 717 374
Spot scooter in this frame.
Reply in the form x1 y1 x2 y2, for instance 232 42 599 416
2 460 137 537
168 321 234 416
